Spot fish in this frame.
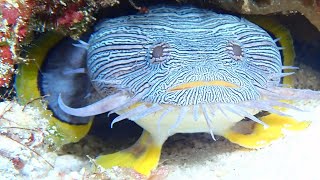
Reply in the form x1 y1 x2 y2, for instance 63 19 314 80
16 6 320 176
15 33 94 145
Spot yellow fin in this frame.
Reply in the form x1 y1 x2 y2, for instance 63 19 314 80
247 16 296 86
224 114 310 148
15 32 92 145
95 130 162 176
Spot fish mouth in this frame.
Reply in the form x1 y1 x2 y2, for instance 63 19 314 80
168 80 239 92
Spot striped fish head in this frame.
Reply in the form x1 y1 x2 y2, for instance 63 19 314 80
87 7 282 106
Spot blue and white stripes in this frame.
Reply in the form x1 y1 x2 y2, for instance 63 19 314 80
58 6 317 135
87 6 282 106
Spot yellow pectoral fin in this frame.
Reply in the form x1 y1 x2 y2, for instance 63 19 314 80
95 130 162 176
15 32 92 145
224 114 310 148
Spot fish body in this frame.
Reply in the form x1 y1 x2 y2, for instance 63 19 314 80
57 7 317 175
127 103 258 144
58 6 281 143
15 6 320 176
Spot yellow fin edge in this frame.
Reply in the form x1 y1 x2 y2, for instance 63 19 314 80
95 131 162 176
224 114 310 148
15 32 92 145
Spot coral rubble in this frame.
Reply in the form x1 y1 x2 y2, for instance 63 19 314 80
0 0 31 87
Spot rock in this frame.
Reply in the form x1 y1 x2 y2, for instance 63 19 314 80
179 0 320 31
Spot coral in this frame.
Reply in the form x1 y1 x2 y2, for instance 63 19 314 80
0 101 53 178
0 0 31 87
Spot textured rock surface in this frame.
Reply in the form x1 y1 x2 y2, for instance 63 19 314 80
179 0 320 31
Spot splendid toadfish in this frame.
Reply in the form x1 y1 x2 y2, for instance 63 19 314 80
15 6 320 176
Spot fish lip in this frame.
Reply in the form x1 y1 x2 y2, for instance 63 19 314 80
167 80 239 92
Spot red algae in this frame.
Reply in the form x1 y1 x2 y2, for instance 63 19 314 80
0 0 32 87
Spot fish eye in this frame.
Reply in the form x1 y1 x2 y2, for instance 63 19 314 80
232 44 242 57
152 45 164 58
227 41 244 61
149 42 169 64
